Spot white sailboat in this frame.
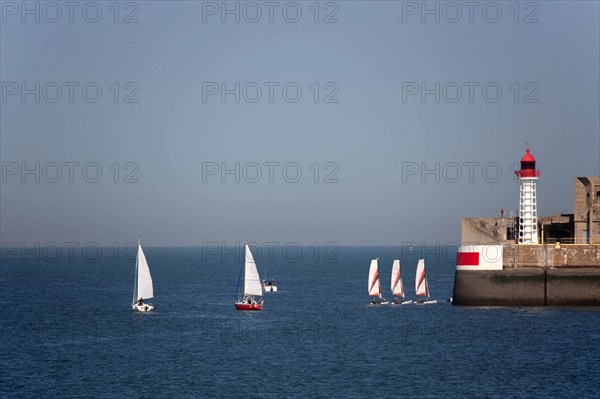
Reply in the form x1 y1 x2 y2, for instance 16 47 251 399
234 243 264 310
391 259 412 305
132 239 154 312
368 258 388 305
415 259 436 304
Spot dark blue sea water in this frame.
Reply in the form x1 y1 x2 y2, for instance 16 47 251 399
1 246 599 398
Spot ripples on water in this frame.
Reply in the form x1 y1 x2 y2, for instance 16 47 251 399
1 247 599 398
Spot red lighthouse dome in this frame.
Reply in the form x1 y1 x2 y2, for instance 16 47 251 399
521 147 536 162
515 146 540 178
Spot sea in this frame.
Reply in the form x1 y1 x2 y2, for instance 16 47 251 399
1 246 599 398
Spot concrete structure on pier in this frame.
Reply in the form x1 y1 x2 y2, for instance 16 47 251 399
574 177 600 245
461 176 600 246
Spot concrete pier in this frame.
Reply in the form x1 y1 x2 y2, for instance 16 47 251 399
546 268 600 305
453 266 600 306
452 175 600 306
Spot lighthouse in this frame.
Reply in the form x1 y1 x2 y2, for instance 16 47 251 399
515 145 541 244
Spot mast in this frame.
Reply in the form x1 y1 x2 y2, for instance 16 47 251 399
234 250 244 301
132 238 139 304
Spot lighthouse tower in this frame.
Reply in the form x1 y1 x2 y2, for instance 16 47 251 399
514 145 540 244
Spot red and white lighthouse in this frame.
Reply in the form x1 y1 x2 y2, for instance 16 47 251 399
514 145 540 244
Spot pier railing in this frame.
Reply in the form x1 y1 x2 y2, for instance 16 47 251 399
544 237 595 245
558 237 590 245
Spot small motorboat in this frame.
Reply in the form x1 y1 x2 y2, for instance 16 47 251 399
262 280 278 292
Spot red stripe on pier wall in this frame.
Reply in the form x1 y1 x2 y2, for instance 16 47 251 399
457 252 479 266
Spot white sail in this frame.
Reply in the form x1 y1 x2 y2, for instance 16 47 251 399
368 259 381 297
243 244 263 297
135 243 154 301
415 258 429 298
391 259 404 298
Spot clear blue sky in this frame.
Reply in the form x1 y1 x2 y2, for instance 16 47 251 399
1 1 599 245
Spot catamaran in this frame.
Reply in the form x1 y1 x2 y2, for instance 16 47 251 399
368 258 388 305
391 259 412 305
234 243 264 310
132 239 154 312
415 259 436 304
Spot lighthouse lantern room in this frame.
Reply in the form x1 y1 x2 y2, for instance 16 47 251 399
514 145 541 244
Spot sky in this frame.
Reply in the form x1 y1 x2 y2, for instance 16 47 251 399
1 1 599 246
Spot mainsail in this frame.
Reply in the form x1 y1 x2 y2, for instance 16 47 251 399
243 244 263 297
134 242 154 301
368 259 381 297
415 259 429 298
391 259 404 298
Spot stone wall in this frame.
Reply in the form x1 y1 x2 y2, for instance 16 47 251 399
453 268 545 306
547 268 600 305
503 244 600 268
453 267 600 306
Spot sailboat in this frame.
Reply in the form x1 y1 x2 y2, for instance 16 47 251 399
132 239 154 312
234 243 264 310
391 259 412 305
415 259 436 304
368 258 388 305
